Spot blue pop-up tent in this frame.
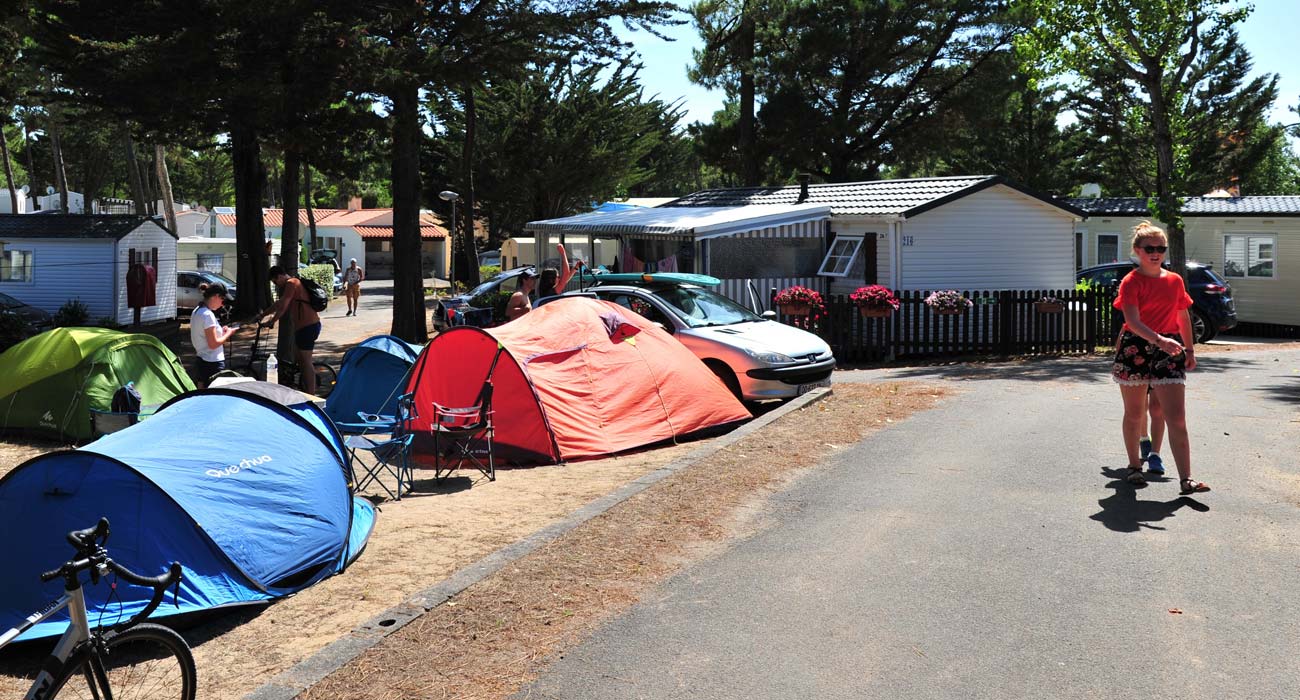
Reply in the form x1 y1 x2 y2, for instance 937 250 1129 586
0 382 377 641
325 334 422 425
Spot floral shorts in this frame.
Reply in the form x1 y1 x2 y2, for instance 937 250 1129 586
1112 330 1186 386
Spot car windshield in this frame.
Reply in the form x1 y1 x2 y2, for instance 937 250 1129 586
201 272 236 287
467 272 514 298
652 286 761 327
0 292 19 309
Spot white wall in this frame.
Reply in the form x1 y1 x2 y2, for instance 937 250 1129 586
0 238 115 317
0 189 31 213
825 219 893 297
1185 217 1297 326
114 222 177 324
315 225 363 271
35 191 86 213
899 186 1077 291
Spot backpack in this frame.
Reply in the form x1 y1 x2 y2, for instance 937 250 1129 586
299 277 329 312
111 382 143 414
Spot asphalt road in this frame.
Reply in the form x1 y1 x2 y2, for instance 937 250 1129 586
520 348 1300 699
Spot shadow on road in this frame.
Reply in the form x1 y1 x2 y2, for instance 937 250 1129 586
1253 376 1300 405
1090 466 1210 532
851 352 1266 384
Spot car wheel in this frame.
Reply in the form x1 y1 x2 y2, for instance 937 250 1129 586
704 359 743 401
1191 309 1215 344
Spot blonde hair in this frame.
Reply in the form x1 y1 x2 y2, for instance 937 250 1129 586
1130 221 1167 248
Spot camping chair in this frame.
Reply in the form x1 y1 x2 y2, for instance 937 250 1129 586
88 383 157 439
431 382 495 482
345 393 416 501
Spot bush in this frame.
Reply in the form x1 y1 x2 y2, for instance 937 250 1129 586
297 264 337 297
0 312 33 353
471 289 514 324
97 316 122 329
53 299 91 327
479 265 501 280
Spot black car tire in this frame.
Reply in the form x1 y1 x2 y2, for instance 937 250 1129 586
705 359 743 401
1191 308 1215 344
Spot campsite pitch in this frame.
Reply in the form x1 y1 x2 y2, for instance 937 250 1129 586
0 382 949 699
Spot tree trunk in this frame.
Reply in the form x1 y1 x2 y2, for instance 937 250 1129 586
50 123 69 213
1148 87 1186 280
738 15 759 186
139 145 159 216
281 147 300 271
231 125 270 317
458 83 481 288
0 123 17 213
155 144 178 234
303 161 318 252
123 129 147 215
21 118 36 190
389 83 427 343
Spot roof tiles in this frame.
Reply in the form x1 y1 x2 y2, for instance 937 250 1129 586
1066 196 1300 217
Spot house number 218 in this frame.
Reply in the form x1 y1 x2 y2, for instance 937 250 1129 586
901 235 915 246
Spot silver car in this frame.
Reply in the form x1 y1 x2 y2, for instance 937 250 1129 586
177 270 237 317
576 282 835 400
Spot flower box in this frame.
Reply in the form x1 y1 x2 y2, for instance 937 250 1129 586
859 306 893 318
773 286 824 318
1034 301 1065 314
933 308 965 316
778 302 812 316
923 290 972 316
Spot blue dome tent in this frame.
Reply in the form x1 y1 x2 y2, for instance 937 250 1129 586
325 334 422 425
0 382 377 641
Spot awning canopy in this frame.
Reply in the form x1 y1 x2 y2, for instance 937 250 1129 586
525 203 831 241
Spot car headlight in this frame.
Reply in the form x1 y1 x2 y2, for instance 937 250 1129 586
742 347 794 364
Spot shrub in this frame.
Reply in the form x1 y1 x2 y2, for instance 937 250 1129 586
53 299 91 327
923 290 972 313
773 286 825 309
97 316 122 329
0 312 33 353
849 285 899 311
298 264 337 296
479 265 501 280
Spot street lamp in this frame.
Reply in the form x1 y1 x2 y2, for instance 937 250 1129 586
439 190 461 289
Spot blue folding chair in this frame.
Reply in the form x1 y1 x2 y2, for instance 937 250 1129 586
344 393 416 501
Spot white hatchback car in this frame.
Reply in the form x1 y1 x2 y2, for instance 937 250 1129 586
566 274 834 400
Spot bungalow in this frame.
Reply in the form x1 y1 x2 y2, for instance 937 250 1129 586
1068 196 1300 327
525 176 1085 307
0 214 178 325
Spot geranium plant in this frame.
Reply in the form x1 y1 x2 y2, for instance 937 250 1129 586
849 285 899 311
773 286 824 311
1037 295 1063 306
923 290 972 313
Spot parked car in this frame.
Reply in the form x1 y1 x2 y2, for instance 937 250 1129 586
177 270 238 317
0 292 54 332
431 266 534 331
309 249 341 273
477 249 501 268
1076 260 1237 343
561 274 835 401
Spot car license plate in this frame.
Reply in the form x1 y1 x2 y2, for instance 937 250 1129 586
796 378 831 395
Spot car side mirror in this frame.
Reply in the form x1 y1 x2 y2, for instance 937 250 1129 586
760 310 777 320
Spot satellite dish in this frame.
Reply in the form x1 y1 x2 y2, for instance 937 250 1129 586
1079 183 1102 199
46 185 56 195
19 185 29 194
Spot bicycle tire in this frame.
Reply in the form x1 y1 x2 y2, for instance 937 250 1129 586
45 623 196 700
313 362 338 398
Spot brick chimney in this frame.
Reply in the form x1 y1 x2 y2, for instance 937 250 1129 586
347 196 363 212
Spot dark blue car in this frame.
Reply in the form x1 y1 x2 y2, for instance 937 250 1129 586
1076 261 1237 343
431 267 534 331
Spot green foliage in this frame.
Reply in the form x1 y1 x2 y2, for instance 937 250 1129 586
471 289 514 324
298 264 336 297
53 298 90 327
479 265 501 280
0 311 33 353
96 316 121 329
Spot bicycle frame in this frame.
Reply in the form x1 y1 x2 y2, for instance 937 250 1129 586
0 586 93 700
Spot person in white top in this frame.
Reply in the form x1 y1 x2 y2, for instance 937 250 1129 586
189 282 238 387
343 258 365 316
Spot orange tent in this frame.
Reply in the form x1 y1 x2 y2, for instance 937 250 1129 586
405 297 750 465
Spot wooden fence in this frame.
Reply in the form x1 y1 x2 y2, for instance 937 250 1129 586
775 288 1118 363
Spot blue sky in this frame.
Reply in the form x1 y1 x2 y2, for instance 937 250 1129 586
621 1 1299 129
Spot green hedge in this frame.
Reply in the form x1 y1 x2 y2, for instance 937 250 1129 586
298 264 337 296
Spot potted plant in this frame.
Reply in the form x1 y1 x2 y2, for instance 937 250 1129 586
773 286 824 317
923 290 972 316
850 285 899 318
1034 295 1065 313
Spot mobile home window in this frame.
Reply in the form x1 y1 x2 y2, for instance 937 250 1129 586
196 253 224 274
0 249 33 282
817 236 863 277
1223 234 1276 278
1096 234 1119 264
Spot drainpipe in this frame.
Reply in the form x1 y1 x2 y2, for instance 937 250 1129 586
888 220 900 289
797 173 811 203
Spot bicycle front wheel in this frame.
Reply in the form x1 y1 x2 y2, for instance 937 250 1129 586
48 623 196 700
313 362 338 398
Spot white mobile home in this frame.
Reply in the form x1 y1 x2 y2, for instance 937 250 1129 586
0 215 178 325
1069 196 1300 327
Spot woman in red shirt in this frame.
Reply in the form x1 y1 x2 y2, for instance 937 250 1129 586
1111 222 1209 494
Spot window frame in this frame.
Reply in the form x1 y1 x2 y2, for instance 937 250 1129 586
0 248 34 284
816 235 863 277
1223 233 1277 279
1096 233 1120 265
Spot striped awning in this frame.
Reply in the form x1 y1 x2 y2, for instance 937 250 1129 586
525 204 831 240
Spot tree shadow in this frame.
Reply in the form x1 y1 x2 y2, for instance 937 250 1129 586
848 352 1264 384
1090 466 1209 533
1253 376 1300 405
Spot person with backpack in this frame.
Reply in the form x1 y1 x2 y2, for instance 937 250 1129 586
260 266 322 395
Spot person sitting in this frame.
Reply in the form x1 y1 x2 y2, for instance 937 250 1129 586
190 282 237 388
505 269 539 321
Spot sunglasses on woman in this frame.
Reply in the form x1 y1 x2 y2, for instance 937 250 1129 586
1140 245 1168 254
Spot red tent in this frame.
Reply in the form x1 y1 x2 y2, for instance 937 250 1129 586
406 297 751 466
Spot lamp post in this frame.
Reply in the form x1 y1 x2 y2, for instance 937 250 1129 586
438 190 461 290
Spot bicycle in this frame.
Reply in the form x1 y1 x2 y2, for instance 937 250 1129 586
0 518 195 700
214 321 337 398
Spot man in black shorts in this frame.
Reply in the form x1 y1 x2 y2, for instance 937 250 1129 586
260 266 322 394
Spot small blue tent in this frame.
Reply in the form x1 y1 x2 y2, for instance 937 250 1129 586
325 335 422 425
0 382 377 641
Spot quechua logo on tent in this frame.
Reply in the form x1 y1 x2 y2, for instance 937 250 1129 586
207 455 273 479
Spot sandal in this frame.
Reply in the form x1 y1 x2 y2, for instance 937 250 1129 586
1180 479 1210 495
1126 466 1147 485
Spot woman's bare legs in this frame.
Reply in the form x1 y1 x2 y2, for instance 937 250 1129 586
1120 384 1150 472
1151 383 1191 480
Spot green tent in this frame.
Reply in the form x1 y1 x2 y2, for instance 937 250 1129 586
0 328 195 441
